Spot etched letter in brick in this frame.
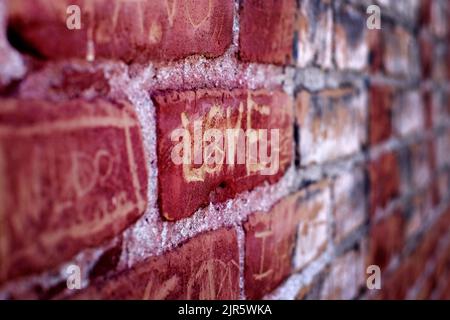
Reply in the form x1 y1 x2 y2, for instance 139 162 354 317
9 0 234 62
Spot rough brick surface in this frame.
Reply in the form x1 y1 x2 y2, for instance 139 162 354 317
244 181 329 299
320 246 365 300
369 152 400 217
293 182 330 270
239 0 296 65
1 0 450 302
333 168 366 244
76 228 240 299
8 0 234 62
0 98 147 283
155 89 293 221
0 0 24 88
369 85 394 145
244 193 299 300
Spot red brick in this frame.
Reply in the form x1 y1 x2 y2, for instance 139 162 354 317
423 88 433 129
334 4 368 71
0 98 148 283
75 228 240 299
333 168 366 244
0 0 25 88
239 0 296 65
244 181 330 299
369 152 400 217
296 0 333 68
393 90 425 138
419 31 433 79
320 247 365 300
368 211 405 270
154 89 293 221
369 85 394 145
8 0 234 63
296 88 367 166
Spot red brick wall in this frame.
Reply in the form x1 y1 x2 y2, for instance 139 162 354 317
0 0 449 300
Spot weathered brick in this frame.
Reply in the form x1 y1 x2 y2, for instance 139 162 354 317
333 168 367 244
334 4 369 71
9 0 234 62
293 182 330 270
367 28 383 73
410 142 432 190
0 98 148 283
239 0 296 65
320 247 365 300
431 44 449 82
244 181 330 299
406 190 434 238
0 0 25 88
76 228 240 299
244 194 298 300
419 31 433 79
436 130 450 168
296 0 333 68
295 271 325 300
438 168 450 201
296 88 367 166
375 0 420 24
431 90 450 127
383 25 420 78
368 22 420 79
154 89 293 221
369 85 394 145
369 152 400 217
420 0 449 38
376 255 413 300
393 90 424 138
368 211 405 270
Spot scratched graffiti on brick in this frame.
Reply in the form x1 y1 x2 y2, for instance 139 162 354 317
0 99 148 283
155 89 293 221
9 0 234 61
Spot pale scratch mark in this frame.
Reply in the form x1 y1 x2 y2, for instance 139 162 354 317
85 0 96 62
123 113 145 212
